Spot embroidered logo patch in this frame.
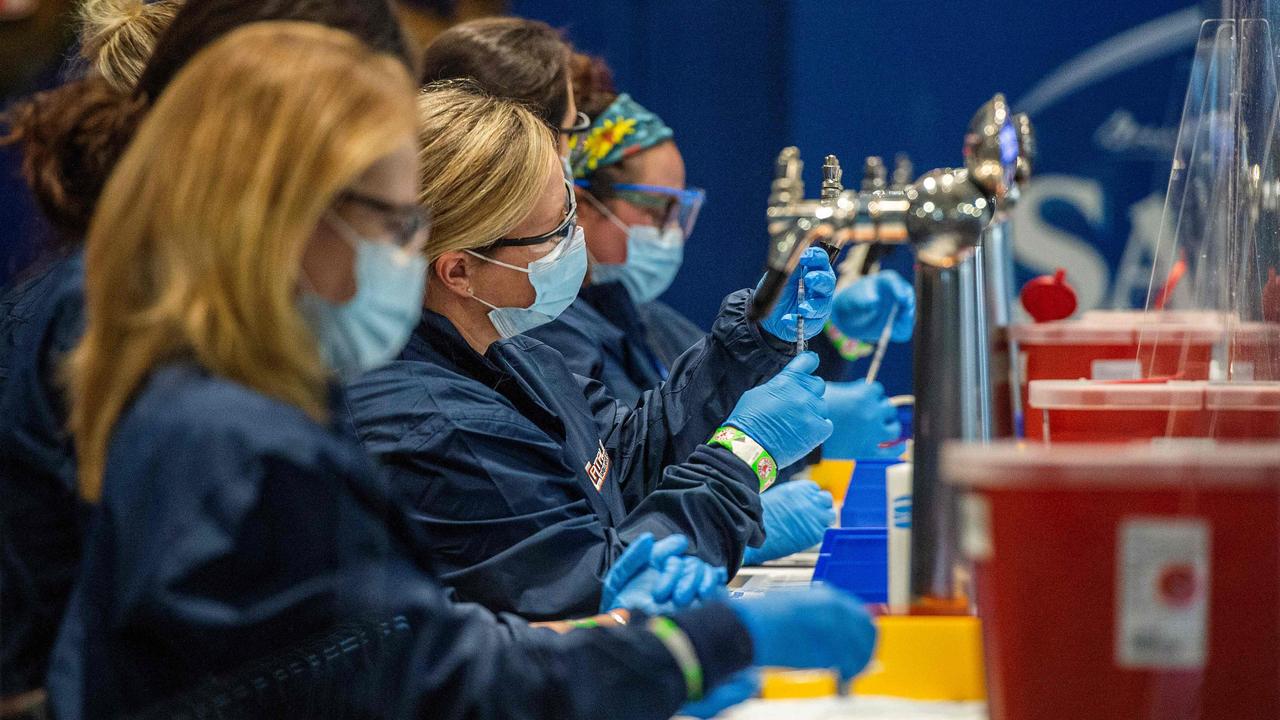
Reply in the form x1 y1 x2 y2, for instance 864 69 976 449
584 440 610 492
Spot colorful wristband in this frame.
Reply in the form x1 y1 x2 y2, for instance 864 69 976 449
824 320 873 362
568 617 600 629
647 617 704 701
708 426 777 492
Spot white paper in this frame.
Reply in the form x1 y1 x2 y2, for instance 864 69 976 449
1115 517 1210 669
1091 358 1142 381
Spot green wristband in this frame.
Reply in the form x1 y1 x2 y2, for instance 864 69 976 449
647 616 704 701
823 320 873 361
708 426 778 492
568 617 600 629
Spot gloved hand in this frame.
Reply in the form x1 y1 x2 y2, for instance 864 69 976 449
830 270 915 342
743 481 835 565
664 555 729 607
758 247 836 342
821 381 902 460
730 584 877 682
724 352 833 468
602 533 728 614
678 669 761 718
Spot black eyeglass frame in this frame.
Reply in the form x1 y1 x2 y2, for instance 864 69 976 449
486 176 578 249
338 190 430 250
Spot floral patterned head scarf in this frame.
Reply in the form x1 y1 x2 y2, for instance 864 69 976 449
569 93 673 178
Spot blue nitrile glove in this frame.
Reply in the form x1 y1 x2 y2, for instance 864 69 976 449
601 533 687 613
678 669 761 718
730 584 876 681
724 352 833 468
758 247 836 342
821 381 902 460
664 556 730 607
604 534 728 614
830 270 916 342
743 480 836 565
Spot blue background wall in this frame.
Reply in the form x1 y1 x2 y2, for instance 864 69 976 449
513 0 1212 395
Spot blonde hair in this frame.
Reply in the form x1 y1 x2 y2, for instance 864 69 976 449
69 21 417 501
416 82 559 263
78 0 184 92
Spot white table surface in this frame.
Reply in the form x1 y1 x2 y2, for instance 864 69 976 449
696 696 987 720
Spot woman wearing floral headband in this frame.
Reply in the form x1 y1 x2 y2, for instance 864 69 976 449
522 54 918 567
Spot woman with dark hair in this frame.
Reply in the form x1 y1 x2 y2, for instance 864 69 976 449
553 54 915 563
0 0 412 709
420 16 582 153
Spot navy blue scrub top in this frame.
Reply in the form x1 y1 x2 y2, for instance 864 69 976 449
0 253 86 696
345 289 791 619
47 362 753 719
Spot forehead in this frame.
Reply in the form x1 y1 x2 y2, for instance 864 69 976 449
622 141 685 188
347 137 419 203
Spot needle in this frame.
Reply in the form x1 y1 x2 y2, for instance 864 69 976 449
864 305 897 385
795 277 807 353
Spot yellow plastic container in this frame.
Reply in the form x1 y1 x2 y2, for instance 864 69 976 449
853 615 986 701
759 668 838 699
759 615 986 702
807 459 855 503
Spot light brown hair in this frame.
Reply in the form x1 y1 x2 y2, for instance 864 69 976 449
69 21 417 501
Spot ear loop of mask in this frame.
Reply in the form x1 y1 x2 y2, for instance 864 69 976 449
461 250 520 313
580 187 633 235
297 212 360 303
577 190 627 278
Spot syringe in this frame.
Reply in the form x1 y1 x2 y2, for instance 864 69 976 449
864 305 897 385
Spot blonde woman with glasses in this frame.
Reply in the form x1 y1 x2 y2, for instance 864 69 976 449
49 20 872 720
342 80 877 692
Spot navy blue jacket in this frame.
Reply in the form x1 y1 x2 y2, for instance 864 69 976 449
346 289 790 619
526 282 669 407
637 299 705 373
0 253 85 696
534 287 823 479
47 363 753 719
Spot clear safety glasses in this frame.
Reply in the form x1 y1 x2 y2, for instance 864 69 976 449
489 176 578 249
559 111 591 145
576 181 705 239
338 190 431 255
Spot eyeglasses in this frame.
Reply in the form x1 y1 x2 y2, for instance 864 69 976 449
339 190 431 253
559 111 591 140
488 176 578 249
575 181 706 239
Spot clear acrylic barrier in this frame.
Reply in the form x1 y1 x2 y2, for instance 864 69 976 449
1139 17 1280 437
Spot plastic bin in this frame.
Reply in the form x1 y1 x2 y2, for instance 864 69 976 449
811 527 887 603
1201 383 1280 438
841 458 900 528
944 441 1280 720
1012 313 1221 417
1232 322 1280 381
1026 380 1206 442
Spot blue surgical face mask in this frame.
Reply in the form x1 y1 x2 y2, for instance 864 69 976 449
467 225 588 338
591 225 684 304
300 212 427 379
583 192 685 304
